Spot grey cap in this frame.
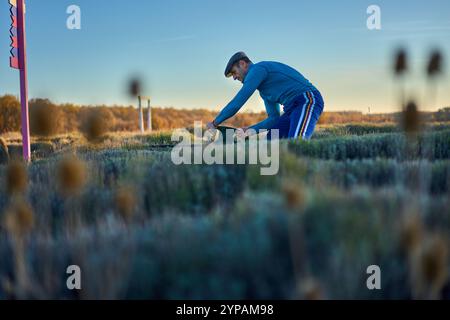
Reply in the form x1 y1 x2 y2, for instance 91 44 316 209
224 51 248 77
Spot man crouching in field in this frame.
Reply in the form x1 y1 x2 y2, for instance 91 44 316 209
207 52 324 140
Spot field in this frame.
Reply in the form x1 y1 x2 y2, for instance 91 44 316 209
0 123 449 299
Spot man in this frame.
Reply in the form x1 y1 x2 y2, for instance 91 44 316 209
207 52 324 140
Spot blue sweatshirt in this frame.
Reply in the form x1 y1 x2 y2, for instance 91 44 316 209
214 61 317 130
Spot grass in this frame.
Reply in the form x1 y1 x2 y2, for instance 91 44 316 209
289 130 450 160
0 124 449 299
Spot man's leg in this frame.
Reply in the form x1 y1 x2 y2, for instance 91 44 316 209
288 90 324 140
302 90 324 139
267 113 290 139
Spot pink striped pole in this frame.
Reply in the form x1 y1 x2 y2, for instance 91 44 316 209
17 0 31 162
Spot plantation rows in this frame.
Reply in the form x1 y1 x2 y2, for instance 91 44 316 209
0 181 448 299
1 148 449 236
0 125 449 299
290 130 450 160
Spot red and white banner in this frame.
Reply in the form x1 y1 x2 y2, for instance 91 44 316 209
8 0 30 161
9 0 20 69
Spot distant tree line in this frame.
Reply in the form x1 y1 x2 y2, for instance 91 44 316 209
0 94 449 134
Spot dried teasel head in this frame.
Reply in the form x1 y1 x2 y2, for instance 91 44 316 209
3 201 35 237
81 110 108 143
411 234 449 299
115 186 136 222
427 50 443 77
296 277 325 300
419 235 448 285
282 179 306 210
57 157 87 196
128 78 141 98
5 161 28 195
30 102 58 137
399 214 424 254
401 100 421 136
393 48 408 76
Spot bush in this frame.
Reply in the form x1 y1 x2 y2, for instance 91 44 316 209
290 130 450 160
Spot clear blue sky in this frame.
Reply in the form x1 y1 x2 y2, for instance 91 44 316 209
1 0 449 113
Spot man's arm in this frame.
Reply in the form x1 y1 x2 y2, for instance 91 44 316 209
249 99 281 131
214 65 268 125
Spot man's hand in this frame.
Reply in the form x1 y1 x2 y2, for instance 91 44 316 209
206 120 218 131
235 127 250 139
205 120 218 142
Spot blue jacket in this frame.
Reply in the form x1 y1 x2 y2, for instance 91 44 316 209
214 61 317 130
